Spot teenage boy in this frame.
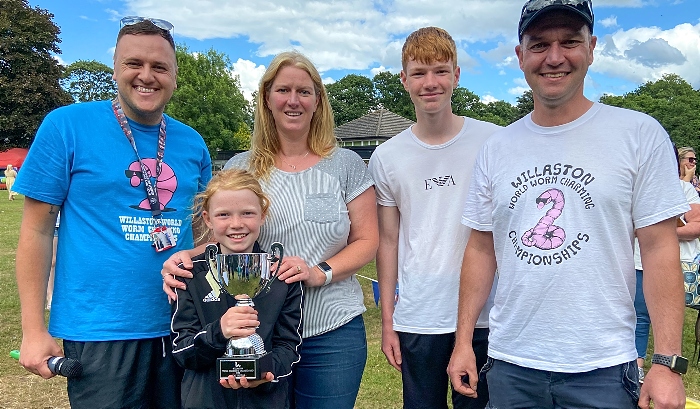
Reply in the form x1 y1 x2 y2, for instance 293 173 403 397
448 1 688 408
368 27 500 409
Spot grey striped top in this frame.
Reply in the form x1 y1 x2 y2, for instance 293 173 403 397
224 148 373 337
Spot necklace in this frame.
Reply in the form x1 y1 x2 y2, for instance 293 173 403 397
280 151 310 170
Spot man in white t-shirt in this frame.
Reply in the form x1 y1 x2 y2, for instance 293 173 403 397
447 1 688 409
368 27 500 409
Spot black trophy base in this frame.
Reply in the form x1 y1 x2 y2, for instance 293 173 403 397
218 352 273 380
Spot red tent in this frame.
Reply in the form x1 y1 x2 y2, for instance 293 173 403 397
0 148 29 169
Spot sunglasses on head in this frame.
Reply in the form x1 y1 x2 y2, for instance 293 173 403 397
120 16 174 33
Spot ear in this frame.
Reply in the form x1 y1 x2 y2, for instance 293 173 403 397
400 70 408 92
588 36 597 66
453 66 461 88
515 44 525 71
202 211 213 230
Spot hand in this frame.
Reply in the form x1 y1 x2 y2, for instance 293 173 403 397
220 372 274 389
19 330 63 379
220 304 259 339
381 327 402 372
447 343 479 398
638 365 685 409
275 256 325 287
161 250 195 301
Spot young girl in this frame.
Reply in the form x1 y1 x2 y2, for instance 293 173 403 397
171 169 303 409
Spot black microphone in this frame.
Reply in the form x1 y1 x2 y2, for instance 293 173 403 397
47 356 83 378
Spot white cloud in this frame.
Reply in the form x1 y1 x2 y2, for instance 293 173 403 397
481 94 498 104
508 77 530 96
600 16 618 28
593 22 700 88
230 58 267 102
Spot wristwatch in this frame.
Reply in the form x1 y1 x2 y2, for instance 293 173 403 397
317 262 333 286
651 354 688 374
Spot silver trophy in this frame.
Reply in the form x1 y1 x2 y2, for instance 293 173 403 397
205 242 284 380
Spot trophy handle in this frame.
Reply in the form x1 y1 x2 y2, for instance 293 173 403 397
205 243 220 285
269 242 284 277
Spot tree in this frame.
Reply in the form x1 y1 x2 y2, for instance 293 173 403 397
600 74 700 153
0 0 72 149
515 89 534 120
325 74 377 126
61 60 117 102
166 45 252 154
373 71 415 121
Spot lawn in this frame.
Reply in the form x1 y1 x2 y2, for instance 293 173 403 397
0 196 698 408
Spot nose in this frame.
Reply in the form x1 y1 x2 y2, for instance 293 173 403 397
545 43 565 66
229 214 244 228
137 65 155 83
287 91 300 106
424 72 438 88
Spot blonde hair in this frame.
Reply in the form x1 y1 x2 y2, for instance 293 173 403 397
249 51 336 179
402 27 458 71
678 146 695 161
192 169 270 243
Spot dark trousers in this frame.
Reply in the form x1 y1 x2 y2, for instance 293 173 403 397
64 336 182 409
398 328 490 409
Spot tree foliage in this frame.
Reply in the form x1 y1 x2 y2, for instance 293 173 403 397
373 71 415 121
326 74 377 126
600 74 700 153
0 0 72 149
61 59 116 102
165 45 252 154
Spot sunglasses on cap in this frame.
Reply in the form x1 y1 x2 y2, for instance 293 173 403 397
120 16 174 33
519 0 594 40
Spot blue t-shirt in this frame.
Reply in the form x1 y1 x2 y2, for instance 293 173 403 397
14 100 212 341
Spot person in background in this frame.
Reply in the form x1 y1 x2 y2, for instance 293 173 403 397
678 146 700 195
13 17 211 409
162 51 378 409
368 26 499 409
5 164 17 200
634 146 700 383
447 1 688 408
171 169 302 409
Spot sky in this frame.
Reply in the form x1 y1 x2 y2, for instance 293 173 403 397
31 0 700 105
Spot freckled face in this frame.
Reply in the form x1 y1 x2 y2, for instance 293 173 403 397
202 189 265 255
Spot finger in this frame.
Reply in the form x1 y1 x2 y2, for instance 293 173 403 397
163 282 177 302
164 274 186 290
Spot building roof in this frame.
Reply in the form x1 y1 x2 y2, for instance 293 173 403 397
335 109 414 142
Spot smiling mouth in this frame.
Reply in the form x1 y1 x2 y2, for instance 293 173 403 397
542 73 567 78
135 86 156 93
228 233 247 239
285 112 302 117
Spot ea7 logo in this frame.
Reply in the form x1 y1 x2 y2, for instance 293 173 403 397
425 176 456 190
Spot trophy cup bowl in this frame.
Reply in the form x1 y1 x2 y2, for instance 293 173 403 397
205 242 284 380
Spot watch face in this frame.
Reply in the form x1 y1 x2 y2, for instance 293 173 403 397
672 356 688 374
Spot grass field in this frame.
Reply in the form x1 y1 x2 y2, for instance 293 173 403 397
0 195 698 408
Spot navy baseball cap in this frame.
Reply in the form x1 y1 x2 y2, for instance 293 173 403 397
518 0 594 41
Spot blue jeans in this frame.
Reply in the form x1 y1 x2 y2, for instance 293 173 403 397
290 315 367 409
634 269 650 359
484 358 639 408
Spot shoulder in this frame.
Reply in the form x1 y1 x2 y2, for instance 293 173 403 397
163 114 203 137
224 151 251 170
463 116 503 134
330 147 364 163
45 100 111 122
373 126 412 154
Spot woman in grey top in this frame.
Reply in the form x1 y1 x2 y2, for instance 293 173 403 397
163 51 378 409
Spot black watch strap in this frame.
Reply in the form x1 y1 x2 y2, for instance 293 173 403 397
651 354 688 374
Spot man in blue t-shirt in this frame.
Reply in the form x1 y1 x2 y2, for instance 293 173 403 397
14 18 211 409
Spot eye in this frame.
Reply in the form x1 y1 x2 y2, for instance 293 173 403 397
529 43 547 52
153 65 168 73
299 89 312 96
125 61 141 68
276 87 289 93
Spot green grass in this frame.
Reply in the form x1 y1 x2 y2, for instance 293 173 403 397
0 195 698 408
